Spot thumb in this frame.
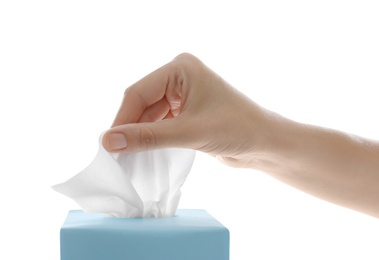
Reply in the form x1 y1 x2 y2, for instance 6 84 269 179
102 118 188 153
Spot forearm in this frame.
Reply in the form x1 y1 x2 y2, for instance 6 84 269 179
103 52 379 218
257 112 379 218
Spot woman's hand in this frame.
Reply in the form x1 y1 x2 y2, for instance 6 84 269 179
102 53 379 218
102 53 272 168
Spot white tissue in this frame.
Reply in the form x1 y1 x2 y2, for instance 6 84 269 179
53 137 196 218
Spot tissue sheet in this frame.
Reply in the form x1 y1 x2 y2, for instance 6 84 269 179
53 138 196 218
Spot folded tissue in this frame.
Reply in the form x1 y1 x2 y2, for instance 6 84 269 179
53 136 196 218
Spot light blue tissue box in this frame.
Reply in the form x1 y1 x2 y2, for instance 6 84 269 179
60 209 229 260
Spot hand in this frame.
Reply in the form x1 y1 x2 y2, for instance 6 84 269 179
102 53 272 168
102 53 379 218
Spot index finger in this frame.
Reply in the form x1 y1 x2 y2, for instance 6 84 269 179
111 62 174 127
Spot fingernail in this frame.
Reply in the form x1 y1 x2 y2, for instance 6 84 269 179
107 133 127 150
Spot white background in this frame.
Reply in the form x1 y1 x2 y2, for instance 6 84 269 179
1 1 379 259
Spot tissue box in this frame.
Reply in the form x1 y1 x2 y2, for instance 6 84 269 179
60 209 229 260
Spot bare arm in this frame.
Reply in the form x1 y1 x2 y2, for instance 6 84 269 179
253 113 379 218
103 53 379 218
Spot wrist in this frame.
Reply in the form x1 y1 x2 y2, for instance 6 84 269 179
249 108 300 173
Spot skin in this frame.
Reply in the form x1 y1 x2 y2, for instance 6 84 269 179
102 53 379 218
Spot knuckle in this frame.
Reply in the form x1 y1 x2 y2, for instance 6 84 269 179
124 86 135 96
173 52 199 66
138 126 157 150
171 53 202 82
123 86 133 97
174 52 194 61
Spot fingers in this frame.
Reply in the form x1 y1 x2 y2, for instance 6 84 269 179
104 53 207 153
103 117 190 153
111 63 175 127
138 98 171 123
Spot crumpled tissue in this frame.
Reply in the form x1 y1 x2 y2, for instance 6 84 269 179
53 136 196 218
